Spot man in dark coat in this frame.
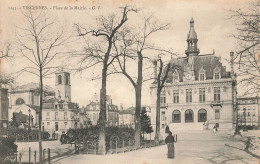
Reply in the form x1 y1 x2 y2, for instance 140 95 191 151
165 131 175 158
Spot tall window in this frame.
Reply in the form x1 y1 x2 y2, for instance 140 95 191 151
172 110 181 123
185 109 194 122
64 112 67 119
161 111 166 121
160 92 166 106
214 87 220 101
65 74 70 85
173 90 179 103
214 73 220 80
58 75 62 84
198 109 207 122
199 73 205 81
186 89 192 103
199 88 206 103
215 109 220 119
55 112 58 120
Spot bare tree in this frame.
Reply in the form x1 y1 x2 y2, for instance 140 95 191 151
153 57 170 145
0 42 12 59
113 15 169 147
16 10 70 163
74 5 137 154
231 1 260 96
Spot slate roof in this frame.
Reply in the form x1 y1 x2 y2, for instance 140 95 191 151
12 82 55 94
13 112 28 123
42 97 78 109
187 18 197 40
85 101 118 111
167 54 231 83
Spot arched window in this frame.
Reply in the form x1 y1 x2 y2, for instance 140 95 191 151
58 75 62 84
172 110 181 123
198 109 207 122
185 109 194 122
16 98 25 105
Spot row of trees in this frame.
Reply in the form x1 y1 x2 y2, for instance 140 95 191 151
1 5 173 161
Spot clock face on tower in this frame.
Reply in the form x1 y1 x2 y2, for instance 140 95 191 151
185 73 192 80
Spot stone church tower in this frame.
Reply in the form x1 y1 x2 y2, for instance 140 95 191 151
55 71 71 102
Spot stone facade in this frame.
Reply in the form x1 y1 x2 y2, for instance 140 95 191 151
237 97 260 128
0 88 9 129
150 18 235 139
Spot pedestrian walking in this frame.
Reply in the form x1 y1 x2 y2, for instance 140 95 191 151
165 131 175 158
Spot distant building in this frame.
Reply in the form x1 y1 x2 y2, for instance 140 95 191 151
237 97 260 129
119 106 151 128
9 71 79 134
81 94 119 127
150 18 235 139
119 107 135 128
0 88 9 129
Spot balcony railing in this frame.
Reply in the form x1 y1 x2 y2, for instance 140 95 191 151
210 101 223 108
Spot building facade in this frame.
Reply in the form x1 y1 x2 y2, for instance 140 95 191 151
81 94 119 127
150 18 235 139
237 97 260 129
0 88 9 129
9 71 79 134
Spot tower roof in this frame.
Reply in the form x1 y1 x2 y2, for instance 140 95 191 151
187 17 197 40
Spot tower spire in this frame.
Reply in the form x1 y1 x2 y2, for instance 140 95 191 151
185 18 200 57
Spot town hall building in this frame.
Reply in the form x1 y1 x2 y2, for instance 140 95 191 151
150 18 235 139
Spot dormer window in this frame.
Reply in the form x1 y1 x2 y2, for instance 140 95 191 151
199 67 205 81
173 70 179 82
200 74 205 81
214 66 221 80
214 73 220 80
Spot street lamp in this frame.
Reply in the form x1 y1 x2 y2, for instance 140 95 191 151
28 108 31 131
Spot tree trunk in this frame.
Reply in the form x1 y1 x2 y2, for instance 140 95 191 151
39 66 43 163
134 51 143 147
98 53 109 154
154 89 161 145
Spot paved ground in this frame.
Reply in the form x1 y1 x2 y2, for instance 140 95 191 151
16 130 260 164
49 130 260 164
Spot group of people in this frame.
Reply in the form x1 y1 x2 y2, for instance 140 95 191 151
213 123 218 133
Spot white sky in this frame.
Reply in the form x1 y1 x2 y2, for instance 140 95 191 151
0 0 253 108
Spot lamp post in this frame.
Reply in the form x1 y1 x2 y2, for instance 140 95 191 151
28 109 31 131
243 108 247 131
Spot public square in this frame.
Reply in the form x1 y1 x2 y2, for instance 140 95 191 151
16 130 260 164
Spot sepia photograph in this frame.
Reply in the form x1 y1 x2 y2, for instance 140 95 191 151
0 0 259 163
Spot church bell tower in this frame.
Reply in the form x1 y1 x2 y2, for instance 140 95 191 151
55 71 71 102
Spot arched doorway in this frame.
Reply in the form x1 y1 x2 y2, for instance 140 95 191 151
172 110 181 123
198 109 207 122
185 109 194 122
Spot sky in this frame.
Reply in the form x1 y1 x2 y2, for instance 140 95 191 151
0 0 254 108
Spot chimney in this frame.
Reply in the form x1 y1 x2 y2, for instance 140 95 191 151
230 51 234 79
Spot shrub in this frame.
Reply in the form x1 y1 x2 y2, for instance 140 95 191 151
0 136 17 163
67 126 135 151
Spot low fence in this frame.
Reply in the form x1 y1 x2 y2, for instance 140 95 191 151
14 147 51 164
12 134 178 163
15 134 58 142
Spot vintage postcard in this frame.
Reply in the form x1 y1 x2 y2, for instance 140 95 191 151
0 0 259 164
